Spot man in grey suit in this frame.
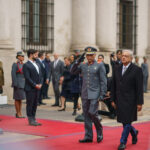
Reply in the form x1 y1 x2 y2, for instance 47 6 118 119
71 47 107 143
51 53 64 106
141 56 149 93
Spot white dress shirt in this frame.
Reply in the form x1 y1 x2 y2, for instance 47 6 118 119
122 63 131 75
54 59 59 68
29 60 39 74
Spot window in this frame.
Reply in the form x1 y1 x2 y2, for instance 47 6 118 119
22 0 54 52
117 0 137 54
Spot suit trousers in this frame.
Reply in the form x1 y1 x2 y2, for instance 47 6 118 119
52 80 60 105
143 76 148 92
120 123 137 144
82 99 102 140
42 82 49 98
72 93 79 110
26 90 40 121
38 88 42 104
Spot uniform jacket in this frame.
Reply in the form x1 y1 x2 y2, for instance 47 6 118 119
71 60 107 100
141 63 149 77
111 63 144 124
51 59 64 83
23 61 43 92
0 61 4 86
11 62 25 89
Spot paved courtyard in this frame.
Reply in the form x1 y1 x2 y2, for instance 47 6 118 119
0 92 150 126
0 92 150 147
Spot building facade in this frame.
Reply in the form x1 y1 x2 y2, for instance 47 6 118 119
0 0 150 99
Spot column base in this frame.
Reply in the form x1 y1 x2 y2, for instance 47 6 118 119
0 40 14 50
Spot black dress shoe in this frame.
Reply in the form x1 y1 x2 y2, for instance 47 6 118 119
46 96 51 99
109 114 116 119
37 103 41 106
132 130 138 144
97 134 103 143
72 110 77 116
35 121 42 126
40 102 46 105
29 122 38 126
118 143 126 150
79 139 93 143
51 104 59 107
29 121 41 126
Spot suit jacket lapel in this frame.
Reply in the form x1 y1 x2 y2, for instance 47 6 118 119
55 60 60 69
122 63 133 78
28 61 39 75
117 65 122 80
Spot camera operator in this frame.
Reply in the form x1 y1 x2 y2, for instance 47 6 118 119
110 49 122 74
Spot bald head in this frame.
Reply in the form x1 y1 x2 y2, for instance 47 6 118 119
53 53 59 60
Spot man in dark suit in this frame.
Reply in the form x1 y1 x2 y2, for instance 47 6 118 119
111 50 144 150
36 51 49 105
42 52 52 99
51 53 64 106
141 56 149 93
23 49 43 126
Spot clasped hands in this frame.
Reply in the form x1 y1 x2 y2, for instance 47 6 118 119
35 84 42 90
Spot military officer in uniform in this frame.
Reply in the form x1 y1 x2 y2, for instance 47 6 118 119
71 46 107 143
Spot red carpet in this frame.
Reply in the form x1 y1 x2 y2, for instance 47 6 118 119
0 115 150 150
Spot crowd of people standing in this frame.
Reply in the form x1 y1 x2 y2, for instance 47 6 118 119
0 48 148 123
0 46 149 149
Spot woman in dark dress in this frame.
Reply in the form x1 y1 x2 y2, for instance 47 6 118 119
70 54 81 115
11 51 25 118
58 57 72 111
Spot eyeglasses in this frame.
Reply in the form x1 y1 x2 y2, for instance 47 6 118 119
122 55 130 58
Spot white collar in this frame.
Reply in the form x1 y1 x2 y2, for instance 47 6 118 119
123 63 131 69
29 59 35 63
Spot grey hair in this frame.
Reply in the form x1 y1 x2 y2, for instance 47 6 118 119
122 49 133 57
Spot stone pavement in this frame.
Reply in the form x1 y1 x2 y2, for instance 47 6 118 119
0 92 150 127
0 92 150 145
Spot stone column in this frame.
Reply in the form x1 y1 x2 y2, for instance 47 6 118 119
0 0 13 49
96 0 117 52
71 0 97 51
147 0 150 90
